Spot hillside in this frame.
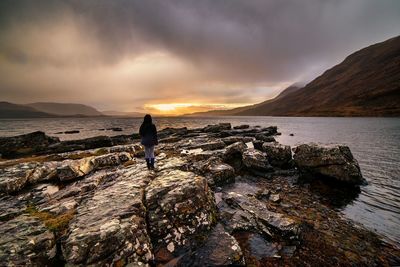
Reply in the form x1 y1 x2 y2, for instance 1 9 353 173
0 102 54 118
235 35 400 116
27 102 103 116
102 110 144 117
185 85 301 117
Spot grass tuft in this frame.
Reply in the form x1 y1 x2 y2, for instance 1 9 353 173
25 204 75 234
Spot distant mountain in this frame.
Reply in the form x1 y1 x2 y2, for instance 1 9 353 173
235 35 400 116
0 102 54 118
27 102 103 116
102 110 144 117
188 36 400 117
185 84 301 117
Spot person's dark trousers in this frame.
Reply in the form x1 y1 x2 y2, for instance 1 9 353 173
150 158 155 169
145 158 151 170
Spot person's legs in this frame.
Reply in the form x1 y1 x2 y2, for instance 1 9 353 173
144 146 151 169
149 146 155 169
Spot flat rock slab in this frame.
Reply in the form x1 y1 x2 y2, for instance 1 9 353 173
0 214 56 266
224 191 299 237
62 165 153 266
220 180 299 239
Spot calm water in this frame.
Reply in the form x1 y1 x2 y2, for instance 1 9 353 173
1 116 399 246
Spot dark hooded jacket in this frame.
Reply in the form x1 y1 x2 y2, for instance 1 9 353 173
139 115 158 146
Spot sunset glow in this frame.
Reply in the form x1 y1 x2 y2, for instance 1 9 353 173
145 103 251 115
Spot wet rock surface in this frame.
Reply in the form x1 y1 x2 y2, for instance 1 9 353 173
0 124 399 266
177 224 245 266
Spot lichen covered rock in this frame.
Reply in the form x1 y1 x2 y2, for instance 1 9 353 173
146 169 216 261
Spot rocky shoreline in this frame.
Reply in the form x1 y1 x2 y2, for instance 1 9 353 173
0 123 399 266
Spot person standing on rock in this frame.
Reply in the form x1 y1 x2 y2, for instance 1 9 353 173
139 114 158 170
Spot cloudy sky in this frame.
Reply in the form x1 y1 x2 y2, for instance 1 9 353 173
0 0 399 114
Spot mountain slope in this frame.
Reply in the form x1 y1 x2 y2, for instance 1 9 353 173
102 110 144 117
27 102 103 116
0 102 54 118
236 35 400 116
185 85 301 117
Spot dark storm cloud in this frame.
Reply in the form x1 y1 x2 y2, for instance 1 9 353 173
0 0 399 111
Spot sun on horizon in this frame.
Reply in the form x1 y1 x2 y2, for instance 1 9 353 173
144 102 253 115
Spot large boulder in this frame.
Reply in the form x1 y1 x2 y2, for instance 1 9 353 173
0 131 60 158
62 166 153 266
293 144 365 185
262 142 292 169
145 169 216 263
